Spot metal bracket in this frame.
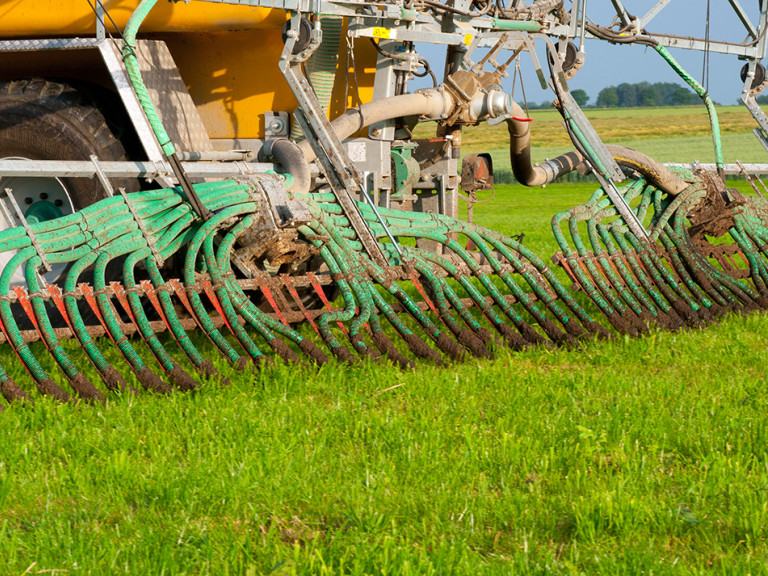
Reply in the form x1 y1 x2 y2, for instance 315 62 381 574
102 180 164 266
90 155 115 196
243 171 313 229
91 155 175 255
265 111 291 139
124 187 163 266
280 13 392 266
1 187 52 273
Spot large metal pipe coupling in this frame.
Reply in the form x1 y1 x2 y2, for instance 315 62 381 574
411 86 456 121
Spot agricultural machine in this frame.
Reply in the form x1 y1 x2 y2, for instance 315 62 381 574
0 0 767 406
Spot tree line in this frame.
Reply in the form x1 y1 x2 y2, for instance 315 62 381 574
522 81 707 110
594 82 702 108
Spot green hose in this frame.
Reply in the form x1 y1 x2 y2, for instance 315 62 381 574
654 44 724 172
122 0 175 157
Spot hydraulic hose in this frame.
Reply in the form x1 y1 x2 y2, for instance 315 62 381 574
495 0 563 19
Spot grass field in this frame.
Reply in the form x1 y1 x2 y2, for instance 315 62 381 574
2 175 768 574
415 104 768 165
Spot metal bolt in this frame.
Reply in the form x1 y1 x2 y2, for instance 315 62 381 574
24 197 32 205
40 193 48 200
54 199 63 207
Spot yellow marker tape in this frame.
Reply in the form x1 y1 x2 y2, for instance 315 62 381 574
464 33 474 46
373 27 392 39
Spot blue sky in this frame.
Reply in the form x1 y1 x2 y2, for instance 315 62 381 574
415 1 766 105
569 0 764 105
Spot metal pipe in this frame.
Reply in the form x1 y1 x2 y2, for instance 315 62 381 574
298 89 453 162
259 138 312 195
0 159 277 179
500 98 688 195
176 150 254 162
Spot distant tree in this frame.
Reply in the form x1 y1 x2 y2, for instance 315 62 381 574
571 89 590 107
616 83 638 107
671 87 695 106
637 83 657 107
594 81 704 108
596 87 619 107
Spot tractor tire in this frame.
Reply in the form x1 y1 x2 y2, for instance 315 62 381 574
0 79 137 327
0 78 135 205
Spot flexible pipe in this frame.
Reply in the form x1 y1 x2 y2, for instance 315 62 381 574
605 145 689 195
122 0 174 157
504 101 688 194
298 90 452 162
298 85 687 196
259 138 312 195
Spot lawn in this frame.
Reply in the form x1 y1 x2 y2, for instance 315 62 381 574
1 176 768 574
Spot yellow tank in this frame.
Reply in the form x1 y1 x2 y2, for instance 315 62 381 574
0 0 376 139
0 0 286 36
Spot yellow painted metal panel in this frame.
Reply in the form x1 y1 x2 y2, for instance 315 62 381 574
0 0 285 37
163 30 295 139
165 31 377 139
0 1 378 139
329 38 377 120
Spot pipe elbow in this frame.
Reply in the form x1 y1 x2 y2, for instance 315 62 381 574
505 116 546 187
260 138 312 195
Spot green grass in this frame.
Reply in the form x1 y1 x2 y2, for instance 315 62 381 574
482 133 767 174
415 104 768 164
2 182 768 574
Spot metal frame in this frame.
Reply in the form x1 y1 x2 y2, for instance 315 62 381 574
281 14 394 265
0 159 277 180
586 1 768 159
602 0 768 58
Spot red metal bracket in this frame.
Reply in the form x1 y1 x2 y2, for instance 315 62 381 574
202 279 235 335
139 280 172 333
79 283 115 344
281 274 319 334
307 272 348 335
110 282 139 330
47 284 76 337
255 276 290 328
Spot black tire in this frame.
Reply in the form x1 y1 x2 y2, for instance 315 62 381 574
0 78 135 205
0 79 136 329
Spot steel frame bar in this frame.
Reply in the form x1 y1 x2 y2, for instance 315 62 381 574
0 160 277 180
638 0 674 31
593 0 768 60
280 14 390 267
728 0 759 39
